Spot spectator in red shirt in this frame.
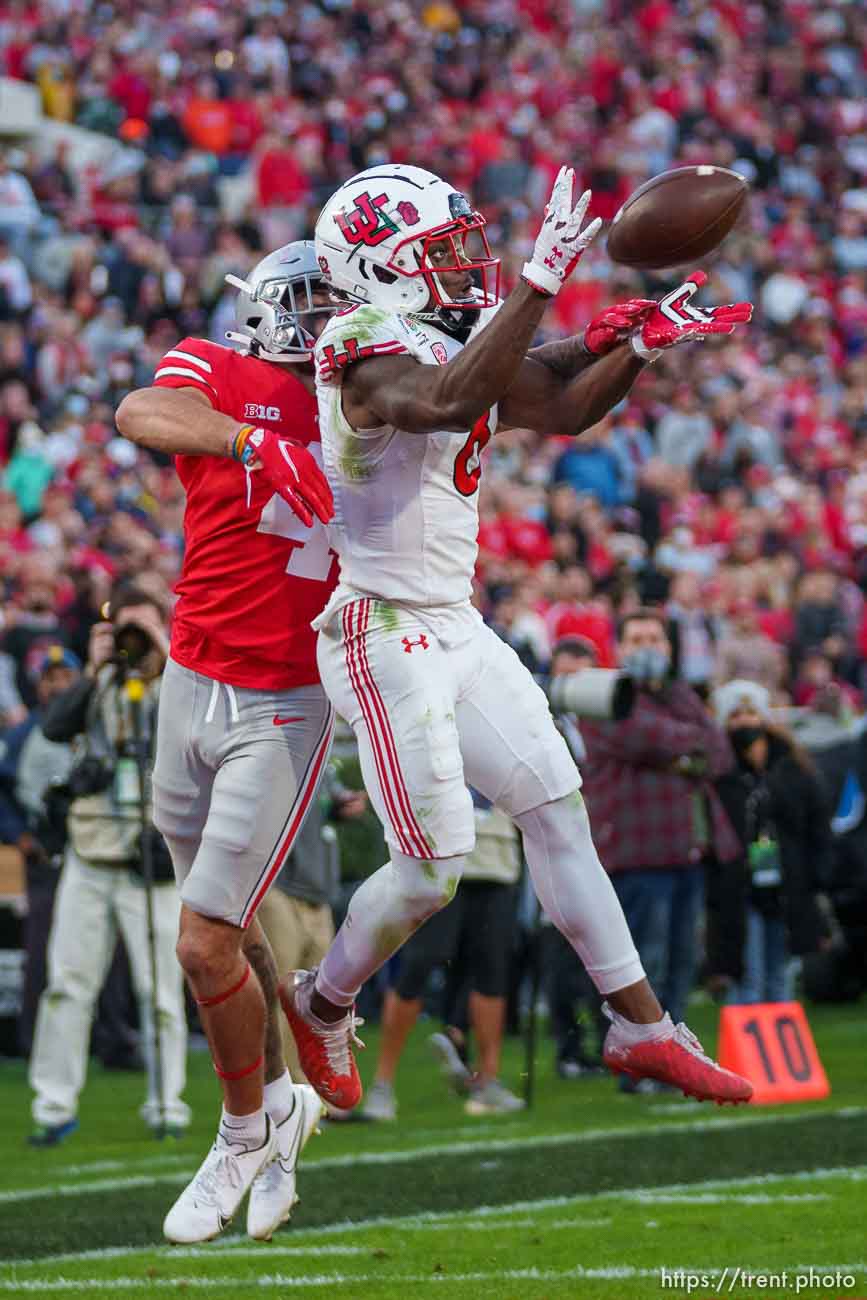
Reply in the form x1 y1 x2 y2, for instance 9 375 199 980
109 54 153 123
255 133 313 209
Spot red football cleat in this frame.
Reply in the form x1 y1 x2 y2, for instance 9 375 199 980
603 1015 753 1105
278 970 364 1111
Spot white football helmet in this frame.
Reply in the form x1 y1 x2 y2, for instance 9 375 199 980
314 164 500 320
225 240 331 363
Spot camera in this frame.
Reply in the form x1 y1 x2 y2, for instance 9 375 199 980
548 668 636 721
112 623 153 669
66 755 113 799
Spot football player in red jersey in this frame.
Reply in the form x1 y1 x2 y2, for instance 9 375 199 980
117 242 338 1244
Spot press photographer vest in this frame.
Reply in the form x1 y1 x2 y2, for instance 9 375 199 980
67 667 160 866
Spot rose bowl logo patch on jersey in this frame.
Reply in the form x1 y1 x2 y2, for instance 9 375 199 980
431 342 448 365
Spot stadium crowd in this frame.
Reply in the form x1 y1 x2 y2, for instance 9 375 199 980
0 0 866 710
0 0 866 1091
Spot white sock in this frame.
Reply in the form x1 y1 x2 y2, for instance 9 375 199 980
218 1105 267 1150
513 793 645 994
263 1071 296 1127
603 1003 673 1042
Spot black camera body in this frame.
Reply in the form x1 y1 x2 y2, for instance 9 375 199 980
66 754 113 799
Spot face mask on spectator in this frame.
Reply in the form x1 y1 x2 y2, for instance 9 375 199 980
729 724 765 757
621 647 670 684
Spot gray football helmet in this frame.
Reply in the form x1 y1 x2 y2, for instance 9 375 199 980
224 240 331 363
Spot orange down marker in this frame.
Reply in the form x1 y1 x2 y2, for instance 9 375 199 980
717 1002 830 1104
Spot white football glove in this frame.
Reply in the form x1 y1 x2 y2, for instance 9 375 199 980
522 167 602 298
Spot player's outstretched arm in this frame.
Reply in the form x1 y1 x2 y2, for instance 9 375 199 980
117 386 333 527
501 273 752 435
527 298 656 380
342 168 601 435
117 385 241 457
500 342 646 436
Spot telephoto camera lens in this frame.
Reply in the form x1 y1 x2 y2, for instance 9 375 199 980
113 624 152 667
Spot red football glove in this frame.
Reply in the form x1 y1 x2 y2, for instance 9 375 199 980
632 271 753 360
584 299 657 356
233 426 334 527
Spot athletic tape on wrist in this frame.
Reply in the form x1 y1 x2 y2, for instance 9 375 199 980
213 1053 264 1082
196 961 251 1008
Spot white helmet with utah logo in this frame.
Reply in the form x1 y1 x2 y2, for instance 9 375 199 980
314 163 500 320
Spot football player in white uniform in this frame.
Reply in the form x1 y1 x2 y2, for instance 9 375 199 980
280 163 755 1110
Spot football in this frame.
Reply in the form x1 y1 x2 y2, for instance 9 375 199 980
606 165 749 270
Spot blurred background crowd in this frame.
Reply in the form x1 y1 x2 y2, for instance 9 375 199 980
0 0 866 710
0 0 866 1113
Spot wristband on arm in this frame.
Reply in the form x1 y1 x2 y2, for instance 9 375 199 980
231 423 259 464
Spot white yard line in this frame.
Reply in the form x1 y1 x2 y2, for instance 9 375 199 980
289 1164 867 1239
7 1165 865 1273
2 1265 867 1292
4 1104 864 1205
413 1215 613 1233
56 1155 192 1177
627 1192 830 1204
1 1242 359 1269
53 1125 527 1178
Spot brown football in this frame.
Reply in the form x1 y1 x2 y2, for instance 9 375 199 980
606 165 749 270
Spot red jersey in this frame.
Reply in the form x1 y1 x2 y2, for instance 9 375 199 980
153 337 338 690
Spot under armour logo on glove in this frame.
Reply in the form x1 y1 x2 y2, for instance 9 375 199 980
402 635 429 653
631 271 753 361
522 167 602 298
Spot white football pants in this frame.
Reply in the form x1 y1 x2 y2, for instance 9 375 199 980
315 598 643 1005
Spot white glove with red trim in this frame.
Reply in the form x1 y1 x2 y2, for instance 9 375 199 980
232 425 334 527
522 167 602 297
631 270 753 361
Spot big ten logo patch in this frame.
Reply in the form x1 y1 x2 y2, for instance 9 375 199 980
244 403 281 422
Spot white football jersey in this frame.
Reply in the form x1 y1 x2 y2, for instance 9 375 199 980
313 301 500 644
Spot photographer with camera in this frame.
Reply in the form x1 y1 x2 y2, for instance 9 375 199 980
27 584 190 1146
579 609 739 1090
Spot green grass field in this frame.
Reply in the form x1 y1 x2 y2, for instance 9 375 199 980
1 999 865 1299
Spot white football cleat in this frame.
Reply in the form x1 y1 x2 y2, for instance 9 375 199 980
163 1116 276 1245
247 1086 325 1241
